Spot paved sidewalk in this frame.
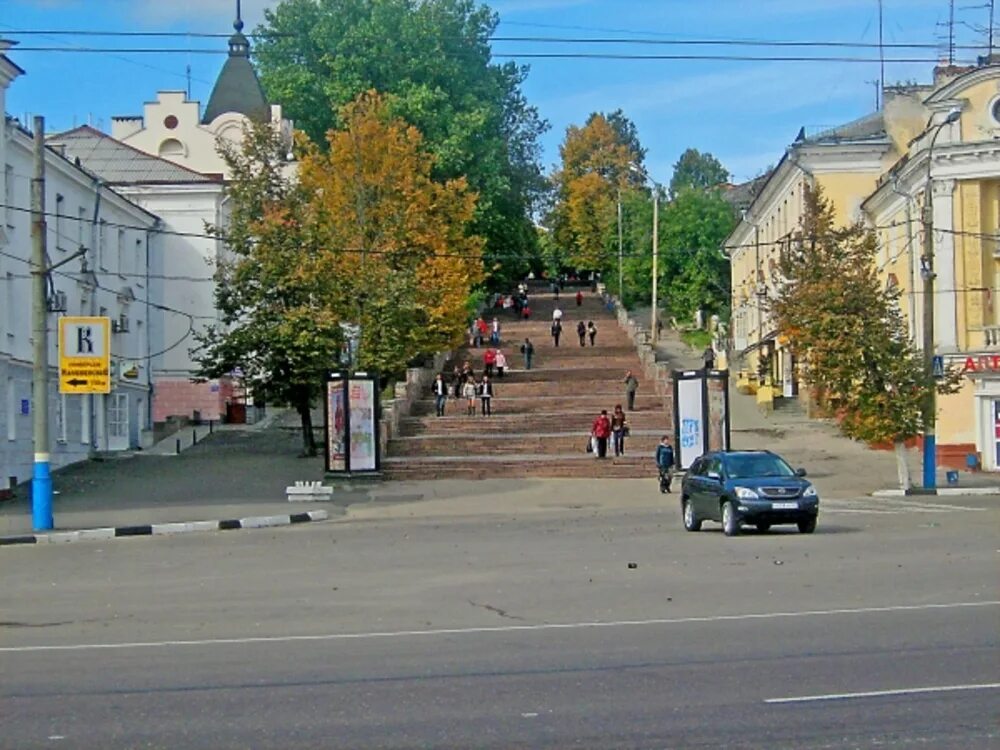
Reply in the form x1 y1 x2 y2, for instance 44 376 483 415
634 317 1000 499
0 409 340 536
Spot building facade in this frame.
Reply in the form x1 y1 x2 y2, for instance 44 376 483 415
2 44 159 488
731 63 1000 471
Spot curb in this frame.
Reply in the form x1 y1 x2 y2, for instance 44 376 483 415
872 487 1000 497
0 510 330 547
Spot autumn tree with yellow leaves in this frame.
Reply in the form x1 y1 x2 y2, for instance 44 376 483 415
194 91 482 455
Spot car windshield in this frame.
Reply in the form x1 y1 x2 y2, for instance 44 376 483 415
725 454 795 479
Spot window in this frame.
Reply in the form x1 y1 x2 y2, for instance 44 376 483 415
6 378 15 441
4 164 13 227
5 273 14 339
57 394 67 443
81 394 91 445
117 229 126 276
54 194 66 250
77 206 87 250
98 220 108 270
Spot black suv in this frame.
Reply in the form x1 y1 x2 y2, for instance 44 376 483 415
680 450 819 536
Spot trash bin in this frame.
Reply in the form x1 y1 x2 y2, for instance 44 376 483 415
946 470 959 485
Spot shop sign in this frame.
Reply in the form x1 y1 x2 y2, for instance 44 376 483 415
962 355 1000 374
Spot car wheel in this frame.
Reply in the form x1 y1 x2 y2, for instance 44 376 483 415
722 500 740 537
755 522 771 533
797 516 817 534
682 498 701 532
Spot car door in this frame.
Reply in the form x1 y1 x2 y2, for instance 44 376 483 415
703 455 725 521
684 457 705 509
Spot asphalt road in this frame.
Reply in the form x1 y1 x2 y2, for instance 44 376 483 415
1 488 998 749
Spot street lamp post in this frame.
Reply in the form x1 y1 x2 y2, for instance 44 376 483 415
920 107 961 491
617 190 624 301
651 188 659 344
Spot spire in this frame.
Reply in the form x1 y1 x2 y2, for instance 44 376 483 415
201 0 270 124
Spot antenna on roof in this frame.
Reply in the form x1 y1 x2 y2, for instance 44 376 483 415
990 0 996 58
186 64 192 99
235 0 244 33
877 0 885 108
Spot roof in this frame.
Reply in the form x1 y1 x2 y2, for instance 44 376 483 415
722 173 773 212
46 126 217 185
202 15 270 125
803 111 887 145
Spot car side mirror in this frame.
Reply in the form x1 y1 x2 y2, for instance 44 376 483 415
706 471 721 481
795 468 807 477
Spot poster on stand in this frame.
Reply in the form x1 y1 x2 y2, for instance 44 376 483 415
348 378 377 472
326 378 347 472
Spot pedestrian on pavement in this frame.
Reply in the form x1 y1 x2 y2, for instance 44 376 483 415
591 409 612 459
483 347 496 377
463 378 478 415
656 435 676 492
479 375 494 416
491 317 501 345
521 338 534 370
703 345 715 371
575 290 583 307
552 306 563 322
495 349 507 378
577 321 587 347
611 404 629 456
624 370 639 411
452 366 463 399
587 320 597 346
551 319 562 347
433 373 448 417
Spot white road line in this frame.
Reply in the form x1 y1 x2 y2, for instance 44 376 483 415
765 683 1000 704
1 600 996 654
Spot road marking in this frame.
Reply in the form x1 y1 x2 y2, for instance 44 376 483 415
765 682 1000 704
1 600 996 654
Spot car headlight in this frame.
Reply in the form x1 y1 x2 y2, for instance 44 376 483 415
734 486 759 500
803 486 817 498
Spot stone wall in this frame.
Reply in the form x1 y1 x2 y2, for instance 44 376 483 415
378 350 452 460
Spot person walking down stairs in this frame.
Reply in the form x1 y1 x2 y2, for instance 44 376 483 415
577 321 587 347
611 404 629 456
587 321 597 346
520 338 534 370
463 378 478 416
551 319 562 347
495 349 507 378
591 409 612 458
478 375 495 416
624 370 639 411
433 374 448 417
576 290 583 307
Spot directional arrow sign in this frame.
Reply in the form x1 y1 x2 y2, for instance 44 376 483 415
59 317 111 394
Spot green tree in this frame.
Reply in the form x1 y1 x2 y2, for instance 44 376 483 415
669 148 730 196
253 0 547 288
193 123 335 457
771 185 960 489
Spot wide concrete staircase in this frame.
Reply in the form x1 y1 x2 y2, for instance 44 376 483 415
382 286 671 479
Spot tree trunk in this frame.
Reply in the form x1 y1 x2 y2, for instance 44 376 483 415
894 440 911 492
297 396 317 457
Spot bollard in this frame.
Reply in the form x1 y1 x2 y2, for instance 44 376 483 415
176 438 181 455
209 420 214 434
192 428 197 445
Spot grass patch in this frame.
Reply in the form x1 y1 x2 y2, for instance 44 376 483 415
680 328 713 349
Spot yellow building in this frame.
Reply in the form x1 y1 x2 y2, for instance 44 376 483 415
864 64 1000 471
726 114 894 403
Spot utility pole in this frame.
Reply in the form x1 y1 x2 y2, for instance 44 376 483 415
877 0 885 108
650 188 659 344
920 108 961 492
31 115 53 531
617 191 623 300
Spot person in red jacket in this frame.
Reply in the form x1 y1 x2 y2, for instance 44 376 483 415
575 290 583 307
591 409 612 459
483 347 497 377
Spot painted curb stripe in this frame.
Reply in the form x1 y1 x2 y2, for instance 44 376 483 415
0 510 330 547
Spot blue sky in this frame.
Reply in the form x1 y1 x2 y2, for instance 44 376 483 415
1 0 984 182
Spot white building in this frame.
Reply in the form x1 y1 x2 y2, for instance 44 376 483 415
1 42 159 489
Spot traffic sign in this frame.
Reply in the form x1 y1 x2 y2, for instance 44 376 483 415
58 317 111 394
932 354 945 379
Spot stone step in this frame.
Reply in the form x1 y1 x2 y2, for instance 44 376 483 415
415 379 651 399
381 454 658 480
388 432 662 457
409 394 666 416
399 411 669 435
440 367 641 384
